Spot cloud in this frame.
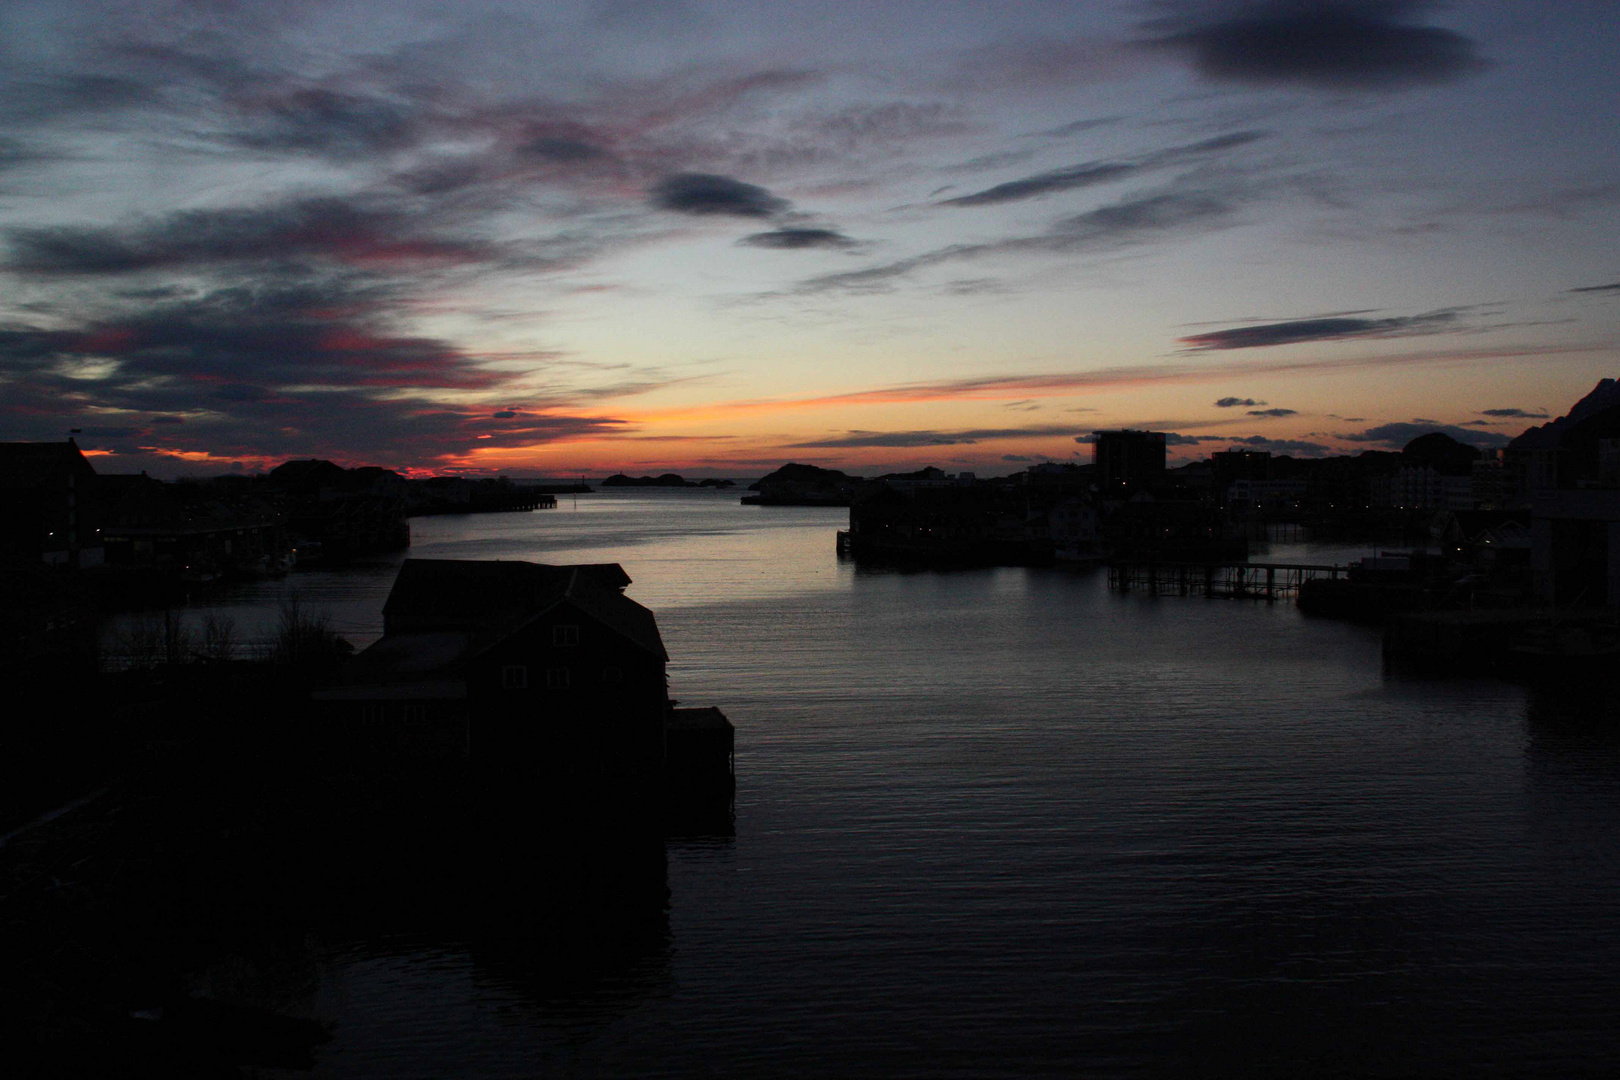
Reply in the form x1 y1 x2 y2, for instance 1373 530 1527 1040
1247 407 1297 417
1480 407 1548 419
0 275 508 393
940 131 1264 208
0 136 57 172
790 426 1080 449
0 271 630 465
1031 116 1126 138
1215 396 1262 407
945 149 1039 174
1180 309 1460 349
649 172 787 218
738 227 856 250
798 186 1241 294
3 196 491 275
1074 431 1220 446
685 342 1603 419
514 136 614 164
230 86 423 160
0 73 156 125
1220 435 1332 456
1571 282 1620 294
1145 1 1487 91
1340 421 1510 449
942 161 1142 208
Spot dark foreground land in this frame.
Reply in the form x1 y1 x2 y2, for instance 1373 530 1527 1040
0 676 704 1078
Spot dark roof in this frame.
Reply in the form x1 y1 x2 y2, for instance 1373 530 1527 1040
381 558 662 657
351 631 479 674
382 558 631 624
557 571 666 659
0 440 95 488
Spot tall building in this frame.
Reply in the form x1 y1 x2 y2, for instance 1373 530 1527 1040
0 438 103 568
1093 430 1166 493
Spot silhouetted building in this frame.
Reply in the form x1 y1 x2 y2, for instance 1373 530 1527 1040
1049 497 1102 562
1372 466 1474 511
1024 461 1092 495
0 438 102 568
1211 449 1271 493
1093 430 1166 494
1531 490 1620 607
315 559 673 783
1100 490 1246 562
844 485 1053 565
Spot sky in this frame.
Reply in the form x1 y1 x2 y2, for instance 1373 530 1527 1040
1 0 1617 478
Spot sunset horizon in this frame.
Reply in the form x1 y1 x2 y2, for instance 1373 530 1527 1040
3 1 1616 477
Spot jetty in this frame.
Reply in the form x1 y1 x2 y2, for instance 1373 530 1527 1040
1108 560 1348 601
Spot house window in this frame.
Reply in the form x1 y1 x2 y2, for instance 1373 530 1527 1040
600 667 623 684
552 624 580 646
360 705 383 724
502 665 528 689
546 667 571 689
403 705 427 723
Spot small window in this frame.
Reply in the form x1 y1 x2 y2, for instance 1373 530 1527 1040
545 667 571 689
552 624 580 647
360 704 383 724
403 704 427 723
501 665 528 689
600 667 623 684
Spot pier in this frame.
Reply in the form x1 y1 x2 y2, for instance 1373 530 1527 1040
1108 560 1347 601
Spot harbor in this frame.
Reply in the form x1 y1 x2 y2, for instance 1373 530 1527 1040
1107 559 1348 601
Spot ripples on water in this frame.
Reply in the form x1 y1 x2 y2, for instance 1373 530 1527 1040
123 492 1620 1075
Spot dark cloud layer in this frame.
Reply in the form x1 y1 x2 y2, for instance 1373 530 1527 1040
649 173 788 218
790 425 1079 448
1571 282 1620 294
4 197 489 275
1480 407 1548 419
0 272 626 464
1247 407 1296 417
1180 309 1457 349
1147 1 1487 90
1221 434 1331 456
738 227 856 250
941 131 1263 208
1341 421 1509 449
1215 396 1262 407
800 186 1240 294
1075 431 1218 446
230 86 423 160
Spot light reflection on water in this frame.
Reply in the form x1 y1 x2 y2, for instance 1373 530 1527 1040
99 492 1620 1074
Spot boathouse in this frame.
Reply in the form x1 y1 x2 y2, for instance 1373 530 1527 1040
317 560 669 777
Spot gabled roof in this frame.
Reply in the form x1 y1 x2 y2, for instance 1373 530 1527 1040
553 570 666 659
0 440 96 488
382 558 631 627
380 558 663 658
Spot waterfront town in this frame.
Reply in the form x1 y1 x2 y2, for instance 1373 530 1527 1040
5 380 1620 1068
7 379 1620 684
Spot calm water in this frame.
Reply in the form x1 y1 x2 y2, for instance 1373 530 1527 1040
140 493 1620 1075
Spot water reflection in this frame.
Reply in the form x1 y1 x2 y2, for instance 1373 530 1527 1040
30 498 1620 1075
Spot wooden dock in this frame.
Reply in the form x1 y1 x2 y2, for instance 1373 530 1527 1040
1108 561 1347 602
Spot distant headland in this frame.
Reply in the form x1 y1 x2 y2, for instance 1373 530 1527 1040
601 473 735 488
